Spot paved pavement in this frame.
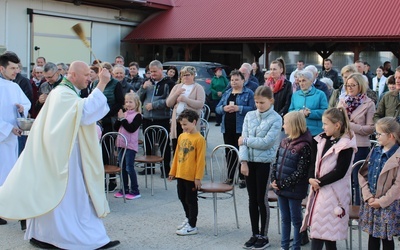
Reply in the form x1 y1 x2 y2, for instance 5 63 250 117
1 118 399 249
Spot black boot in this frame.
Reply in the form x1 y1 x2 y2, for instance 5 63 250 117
30 238 60 249
95 240 120 249
20 220 26 230
0 218 7 225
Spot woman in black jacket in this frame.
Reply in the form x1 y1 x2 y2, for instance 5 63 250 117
251 62 265 85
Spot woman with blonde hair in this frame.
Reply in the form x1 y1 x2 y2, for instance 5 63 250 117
337 73 375 205
166 66 205 152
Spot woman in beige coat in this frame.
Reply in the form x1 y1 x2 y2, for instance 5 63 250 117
337 73 375 205
166 66 205 152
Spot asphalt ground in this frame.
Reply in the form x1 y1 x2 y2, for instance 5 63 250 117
1 118 399 249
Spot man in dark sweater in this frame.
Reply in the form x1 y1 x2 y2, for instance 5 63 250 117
137 60 175 177
318 59 339 89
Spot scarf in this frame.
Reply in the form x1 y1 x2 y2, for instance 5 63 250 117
265 75 286 93
344 93 365 118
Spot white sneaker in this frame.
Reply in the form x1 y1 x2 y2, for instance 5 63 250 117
176 218 188 230
176 224 198 235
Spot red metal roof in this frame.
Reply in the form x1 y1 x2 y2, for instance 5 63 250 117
123 0 400 43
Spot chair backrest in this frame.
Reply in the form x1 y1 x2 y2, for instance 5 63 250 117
369 139 378 149
143 125 169 157
201 104 211 121
199 118 209 140
101 132 128 167
209 144 239 183
351 160 365 204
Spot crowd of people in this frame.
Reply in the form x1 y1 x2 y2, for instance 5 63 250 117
0 50 399 250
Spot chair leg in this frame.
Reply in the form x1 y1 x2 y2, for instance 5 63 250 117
120 172 126 203
277 203 281 234
161 163 167 191
150 167 154 196
144 164 148 188
105 174 110 201
213 193 218 236
204 152 208 175
357 220 362 250
232 189 239 229
348 220 352 250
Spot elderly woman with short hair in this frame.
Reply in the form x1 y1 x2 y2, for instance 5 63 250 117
289 70 328 136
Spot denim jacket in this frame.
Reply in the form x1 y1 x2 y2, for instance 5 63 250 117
215 87 255 133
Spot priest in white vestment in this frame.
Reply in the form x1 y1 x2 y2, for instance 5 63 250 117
0 77 30 225
0 61 120 249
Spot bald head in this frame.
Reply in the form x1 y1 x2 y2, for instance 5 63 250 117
67 61 90 90
69 61 88 74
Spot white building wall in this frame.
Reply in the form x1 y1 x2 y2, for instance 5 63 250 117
0 0 136 71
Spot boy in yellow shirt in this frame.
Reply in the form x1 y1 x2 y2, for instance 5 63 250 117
168 109 206 236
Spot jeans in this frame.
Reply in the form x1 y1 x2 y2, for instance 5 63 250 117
118 148 139 194
18 135 27 156
352 147 369 205
245 162 270 236
278 196 303 250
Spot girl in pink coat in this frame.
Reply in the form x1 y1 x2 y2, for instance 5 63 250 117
301 107 357 250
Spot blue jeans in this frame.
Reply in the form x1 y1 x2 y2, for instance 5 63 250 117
278 196 303 250
118 148 139 195
18 135 27 156
352 147 369 205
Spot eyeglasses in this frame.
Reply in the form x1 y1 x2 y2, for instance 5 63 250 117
44 71 58 79
375 132 387 138
182 74 192 77
344 84 359 88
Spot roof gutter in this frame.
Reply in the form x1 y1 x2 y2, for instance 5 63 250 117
123 36 400 44
120 0 173 10
27 8 139 27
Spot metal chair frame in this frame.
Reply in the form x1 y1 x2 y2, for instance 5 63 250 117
348 160 365 250
101 132 127 203
268 188 280 234
135 125 169 196
200 104 211 121
200 118 210 175
198 144 240 236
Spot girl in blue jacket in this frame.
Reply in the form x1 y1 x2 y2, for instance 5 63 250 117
239 86 282 249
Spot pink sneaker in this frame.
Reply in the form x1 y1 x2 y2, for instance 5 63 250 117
125 194 141 200
114 191 124 198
